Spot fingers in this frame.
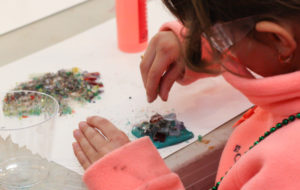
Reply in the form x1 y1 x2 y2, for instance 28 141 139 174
72 142 91 170
79 121 107 152
140 38 156 88
86 116 120 139
73 117 130 169
146 51 173 102
159 62 184 101
140 31 183 103
73 129 98 162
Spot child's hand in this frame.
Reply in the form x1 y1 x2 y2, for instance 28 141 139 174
140 31 185 103
72 116 130 170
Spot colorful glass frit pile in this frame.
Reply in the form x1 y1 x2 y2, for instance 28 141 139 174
13 68 104 115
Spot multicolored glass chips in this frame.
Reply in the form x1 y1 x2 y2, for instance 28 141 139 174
12 68 104 115
132 113 194 148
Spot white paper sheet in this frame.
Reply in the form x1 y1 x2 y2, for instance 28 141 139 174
0 1 252 174
0 0 87 35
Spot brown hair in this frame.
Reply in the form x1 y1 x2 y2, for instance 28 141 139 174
162 0 300 73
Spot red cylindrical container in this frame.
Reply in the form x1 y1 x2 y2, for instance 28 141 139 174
115 0 148 53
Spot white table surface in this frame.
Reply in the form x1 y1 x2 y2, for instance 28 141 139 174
0 0 87 35
0 1 252 175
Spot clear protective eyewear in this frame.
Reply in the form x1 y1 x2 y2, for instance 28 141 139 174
202 16 262 78
204 16 257 53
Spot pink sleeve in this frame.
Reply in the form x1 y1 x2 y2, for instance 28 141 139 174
83 137 185 190
160 21 216 85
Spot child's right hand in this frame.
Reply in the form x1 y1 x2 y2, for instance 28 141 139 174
140 31 185 103
72 116 130 170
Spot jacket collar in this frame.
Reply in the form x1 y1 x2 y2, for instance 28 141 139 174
223 70 300 117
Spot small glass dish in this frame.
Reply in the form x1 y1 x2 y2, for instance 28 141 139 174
0 90 59 189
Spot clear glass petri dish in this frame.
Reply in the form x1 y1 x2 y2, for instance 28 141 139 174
0 90 59 189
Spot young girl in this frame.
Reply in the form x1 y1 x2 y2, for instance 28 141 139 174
72 0 300 189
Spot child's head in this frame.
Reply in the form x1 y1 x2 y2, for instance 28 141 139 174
163 0 300 77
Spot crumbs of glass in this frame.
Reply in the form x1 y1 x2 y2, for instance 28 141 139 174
9 68 104 116
3 91 56 119
132 113 194 148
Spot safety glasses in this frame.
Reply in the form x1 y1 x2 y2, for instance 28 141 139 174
204 16 257 53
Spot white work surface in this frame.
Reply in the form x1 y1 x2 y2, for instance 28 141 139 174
0 0 87 35
0 1 252 175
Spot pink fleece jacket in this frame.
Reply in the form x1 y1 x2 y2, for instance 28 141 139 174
83 21 300 190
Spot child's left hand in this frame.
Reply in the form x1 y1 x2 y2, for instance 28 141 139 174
72 116 130 170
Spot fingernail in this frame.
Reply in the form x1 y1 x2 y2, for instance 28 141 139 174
79 121 86 129
72 142 77 148
73 142 79 148
164 94 168 102
86 116 94 121
74 130 80 137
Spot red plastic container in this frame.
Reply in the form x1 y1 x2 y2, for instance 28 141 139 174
116 0 148 53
